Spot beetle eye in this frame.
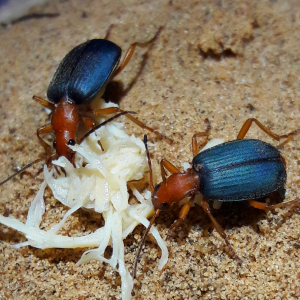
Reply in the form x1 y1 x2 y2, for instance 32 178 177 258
160 202 169 210
68 139 76 146
53 140 57 149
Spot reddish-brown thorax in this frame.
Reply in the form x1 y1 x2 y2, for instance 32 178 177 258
51 97 80 162
152 168 200 210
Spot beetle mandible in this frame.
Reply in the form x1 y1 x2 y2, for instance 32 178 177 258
133 118 300 278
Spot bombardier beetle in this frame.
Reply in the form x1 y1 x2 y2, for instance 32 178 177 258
1 27 170 186
133 118 300 278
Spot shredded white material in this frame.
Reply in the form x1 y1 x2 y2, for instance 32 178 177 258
0 100 168 300
200 138 224 152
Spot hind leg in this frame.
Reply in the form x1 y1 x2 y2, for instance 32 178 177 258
248 199 300 211
237 118 300 146
202 198 242 264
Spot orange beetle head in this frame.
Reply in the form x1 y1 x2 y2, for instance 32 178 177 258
54 131 76 164
152 182 172 211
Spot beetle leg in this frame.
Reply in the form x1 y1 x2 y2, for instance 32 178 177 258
112 27 162 78
192 119 211 156
82 117 104 151
82 116 96 129
33 95 55 110
201 198 242 264
237 118 300 146
166 197 194 240
143 135 155 193
37 124 54 155
192 132 210 157
112 43 136 77
277 128 300 148
92 107 173 143
160 159 180 183
248 199 300 211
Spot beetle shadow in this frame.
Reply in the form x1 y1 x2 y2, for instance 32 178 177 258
164 189 295 242
103 27 163 105
102 51 150 105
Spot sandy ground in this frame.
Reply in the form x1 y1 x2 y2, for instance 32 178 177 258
0 0 300 299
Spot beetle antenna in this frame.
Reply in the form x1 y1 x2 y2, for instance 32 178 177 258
79 111 137 144
133 135 158 279
143 134 154 193
133 210 160 279
0 154 56 187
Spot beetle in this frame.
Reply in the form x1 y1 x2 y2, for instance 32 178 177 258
1 27 170 186
34 27 169 162
133 118 300 278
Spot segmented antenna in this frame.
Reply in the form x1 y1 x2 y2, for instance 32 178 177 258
0 154 55 187
79 111 136 144
133 135 159 279
133 213 158 279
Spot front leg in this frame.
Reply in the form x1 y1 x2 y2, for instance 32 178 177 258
192 119 211 157
33 95 55 110
166 196 194 240
160 159 181 183
37 124 53 155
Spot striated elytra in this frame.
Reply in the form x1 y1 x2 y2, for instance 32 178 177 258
193 139 286 201
47 39 122 105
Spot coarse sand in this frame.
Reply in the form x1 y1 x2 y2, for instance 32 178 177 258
0 0 300 299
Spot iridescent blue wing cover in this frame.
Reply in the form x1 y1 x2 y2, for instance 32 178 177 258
192 139 286 201
47 39 121 104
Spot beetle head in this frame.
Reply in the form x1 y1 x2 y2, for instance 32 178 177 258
54 132 76 165
152 182 172 211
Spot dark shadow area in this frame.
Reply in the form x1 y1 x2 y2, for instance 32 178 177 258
102 81 125 105
102 52 149 105
1 13 60 26
199 47 237 61
158 188 293 244
103 27 163 104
